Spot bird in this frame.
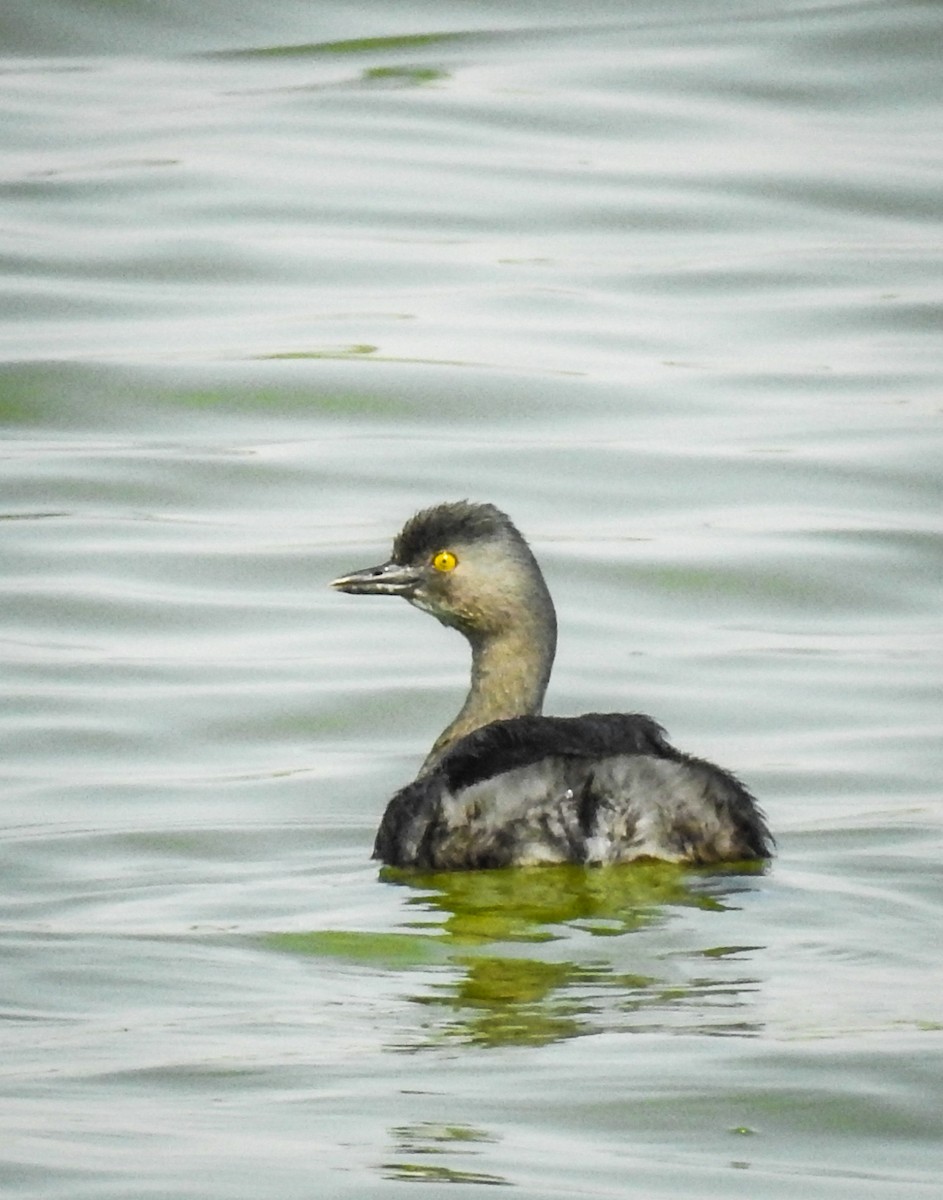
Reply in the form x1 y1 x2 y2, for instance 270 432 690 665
331 500 771 872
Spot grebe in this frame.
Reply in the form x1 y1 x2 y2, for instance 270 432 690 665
332 501 771 871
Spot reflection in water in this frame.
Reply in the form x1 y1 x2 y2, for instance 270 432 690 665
386 864 767 1048
411 954 650 1047
385 861 727 942
381 1122 509 1187
271 864 767 1050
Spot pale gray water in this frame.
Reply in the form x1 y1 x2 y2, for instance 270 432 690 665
2 1 942 1197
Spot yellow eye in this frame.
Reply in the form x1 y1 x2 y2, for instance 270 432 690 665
432 549 457 573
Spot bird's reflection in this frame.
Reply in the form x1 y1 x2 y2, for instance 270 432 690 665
381 1122 507 1187
382 862 767 1048
385 860 713 941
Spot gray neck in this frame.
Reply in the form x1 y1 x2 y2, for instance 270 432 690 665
419 611 556 775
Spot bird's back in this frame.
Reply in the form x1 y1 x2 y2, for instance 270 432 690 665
373 713 771 870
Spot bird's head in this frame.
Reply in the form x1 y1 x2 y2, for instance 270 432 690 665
331 500 553 642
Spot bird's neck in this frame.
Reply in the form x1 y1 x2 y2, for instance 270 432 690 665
419 617 556 775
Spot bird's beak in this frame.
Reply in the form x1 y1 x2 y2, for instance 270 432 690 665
330 560 422 597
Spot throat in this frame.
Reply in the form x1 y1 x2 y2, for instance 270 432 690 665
419 624 554 774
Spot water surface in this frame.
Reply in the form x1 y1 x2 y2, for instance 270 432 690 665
2 1 941 1196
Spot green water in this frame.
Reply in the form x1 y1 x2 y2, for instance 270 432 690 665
2 1 941 1196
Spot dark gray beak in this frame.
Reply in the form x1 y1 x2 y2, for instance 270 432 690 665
330 560 422 597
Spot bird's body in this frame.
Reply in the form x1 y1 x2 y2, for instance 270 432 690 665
332 501 771 871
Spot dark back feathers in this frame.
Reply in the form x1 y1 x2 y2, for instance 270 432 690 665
439 712 673 792
372 712 772 868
